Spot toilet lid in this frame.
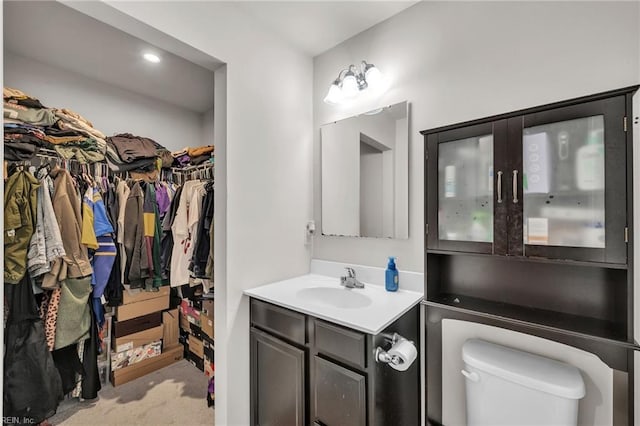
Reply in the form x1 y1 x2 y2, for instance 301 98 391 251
462 339 586 399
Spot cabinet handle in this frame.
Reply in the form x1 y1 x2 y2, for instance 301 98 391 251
512 170 519 204
496 171 503 204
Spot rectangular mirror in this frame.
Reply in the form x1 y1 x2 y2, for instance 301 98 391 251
321 101 409 238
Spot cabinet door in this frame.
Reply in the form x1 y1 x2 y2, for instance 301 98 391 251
313 356 366 426
427 120 508 254
508 96 627 263
251 327 305 426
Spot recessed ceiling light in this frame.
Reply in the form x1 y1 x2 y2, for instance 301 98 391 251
143 53 161 63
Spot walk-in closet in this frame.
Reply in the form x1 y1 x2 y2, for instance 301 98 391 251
3 2 223 425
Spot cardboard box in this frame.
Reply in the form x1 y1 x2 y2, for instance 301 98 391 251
203 339 214 360
163 308 180 350
179 306 190 330
188 334 204 358
117 294 169 321
112 312 162 337
122 286 170 305
191 324 204 340
110 345 183 387
113 325 163 353
202 317 214 340
204 353 214 378
187 351 204 372
202 299 214 320
180 300 201 327
111 340 162 370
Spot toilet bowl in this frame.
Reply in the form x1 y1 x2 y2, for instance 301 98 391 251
462 339 585 426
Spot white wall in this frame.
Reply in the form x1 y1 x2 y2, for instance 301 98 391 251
62 3 314 425
202 107 215 147
360 142 384 236
4 51 203 152
313 1 640 272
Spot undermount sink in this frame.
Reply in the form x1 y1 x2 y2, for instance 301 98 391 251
296 286 372 309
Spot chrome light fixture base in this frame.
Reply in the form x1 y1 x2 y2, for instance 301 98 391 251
323 60 383 105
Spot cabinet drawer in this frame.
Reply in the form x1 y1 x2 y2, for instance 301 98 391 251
315 320 366 369
250 299 306 345
314 356 366 426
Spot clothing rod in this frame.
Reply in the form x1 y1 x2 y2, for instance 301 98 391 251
171 162 214 173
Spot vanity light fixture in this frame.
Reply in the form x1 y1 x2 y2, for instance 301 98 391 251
143 52 161 63
323 61 384 105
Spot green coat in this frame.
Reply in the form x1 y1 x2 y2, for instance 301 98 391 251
4 169 40 284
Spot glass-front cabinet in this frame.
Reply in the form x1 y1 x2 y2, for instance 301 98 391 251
422 87 639 426
426 95 628 265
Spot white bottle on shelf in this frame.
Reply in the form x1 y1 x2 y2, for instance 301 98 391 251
444 165 456 198
575 128 605 191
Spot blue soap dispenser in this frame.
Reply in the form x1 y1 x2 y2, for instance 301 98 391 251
385 256 399 292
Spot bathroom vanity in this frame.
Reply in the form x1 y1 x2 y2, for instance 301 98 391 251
245 265 423 426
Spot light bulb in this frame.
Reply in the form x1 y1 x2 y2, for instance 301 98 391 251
323 82 343 104
143 53 161 63
341 73 358 99
365 66 383 90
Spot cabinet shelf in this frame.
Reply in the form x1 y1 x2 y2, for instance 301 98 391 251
424 294 634 348
439 194 493 201
525 190 604 197
426 248 628 269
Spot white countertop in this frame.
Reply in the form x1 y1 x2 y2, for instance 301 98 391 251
244 271 423 335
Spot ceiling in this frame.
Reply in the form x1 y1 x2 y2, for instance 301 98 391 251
233 1 418 56
3 1 219 113
3 1 417 113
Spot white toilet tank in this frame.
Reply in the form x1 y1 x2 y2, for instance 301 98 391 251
462 339 585 426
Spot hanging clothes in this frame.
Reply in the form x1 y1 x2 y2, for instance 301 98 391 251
51 343 84 395
124 181 150 289
84 185 117 327
3 276 64 423
54 275 92 350
4 169 40 284
44 288 62 352
192 182 214 278
104 248 123 307
80 300 102 400
170 180 205 287
160 184 183 282
81 186 99 250
45 167 93 288
27 169 65 281
116 178 131 284
142 182 164 288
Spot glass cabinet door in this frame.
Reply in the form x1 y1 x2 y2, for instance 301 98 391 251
514 96 627 264
438 134 494 243
427 121 507 254
522 115 605 248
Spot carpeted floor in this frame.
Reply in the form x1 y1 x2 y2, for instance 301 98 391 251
48 360 214 425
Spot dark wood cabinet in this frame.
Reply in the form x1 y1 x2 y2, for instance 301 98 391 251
313 356 366 426
250 327 306 426
250 299 419 426
426 94 628 265
422 87 637 341
421 86 639 425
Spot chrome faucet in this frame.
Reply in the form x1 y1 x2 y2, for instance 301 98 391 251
340 267 364 289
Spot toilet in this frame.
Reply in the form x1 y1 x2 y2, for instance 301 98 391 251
462 339 586 426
